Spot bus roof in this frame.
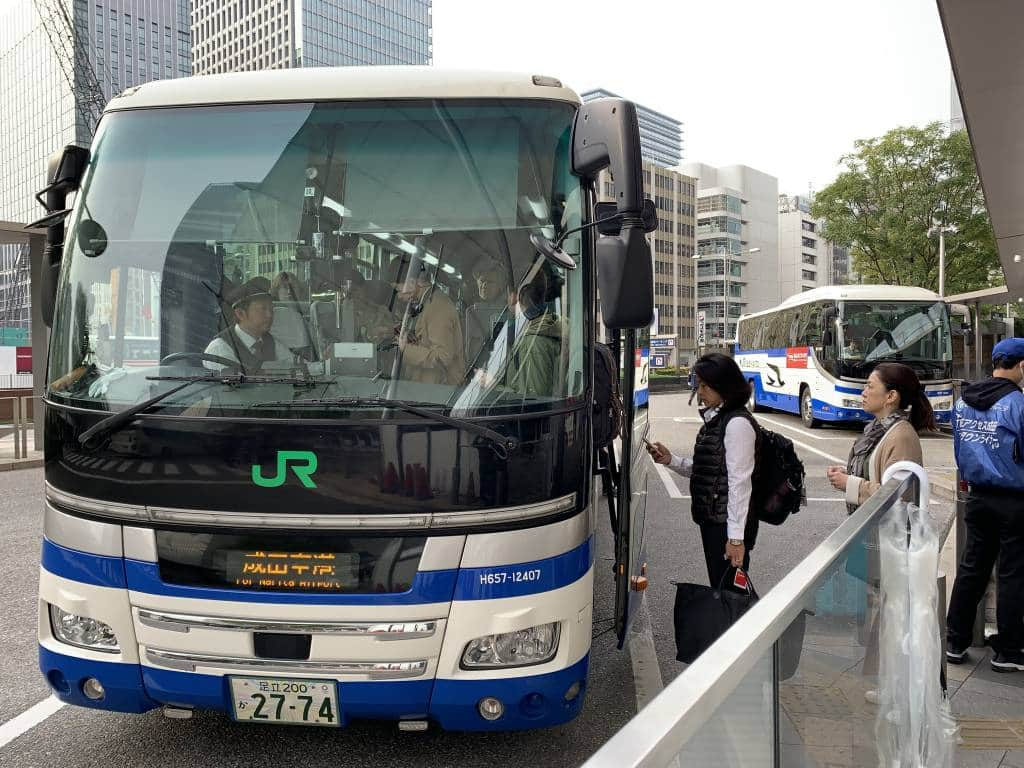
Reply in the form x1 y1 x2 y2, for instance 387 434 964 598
739 285 943 322
105 67 582 112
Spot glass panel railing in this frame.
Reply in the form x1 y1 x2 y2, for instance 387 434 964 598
582 464 952 768
673 645 775 767
777 524 883 767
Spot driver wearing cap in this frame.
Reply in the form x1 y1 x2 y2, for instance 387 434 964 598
204 277 295 372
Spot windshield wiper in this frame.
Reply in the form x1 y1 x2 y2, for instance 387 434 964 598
77 372 315 449
256 396 520 458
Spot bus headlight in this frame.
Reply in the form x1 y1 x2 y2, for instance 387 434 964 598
842 399 862 409
461 623 560 669
49 604 120 653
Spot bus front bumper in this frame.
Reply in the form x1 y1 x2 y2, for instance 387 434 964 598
39 645 589 731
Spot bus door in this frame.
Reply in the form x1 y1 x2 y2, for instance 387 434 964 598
608 327 651 648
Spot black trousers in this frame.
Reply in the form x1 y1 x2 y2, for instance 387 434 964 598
946 490 1024 651
700 522 751 590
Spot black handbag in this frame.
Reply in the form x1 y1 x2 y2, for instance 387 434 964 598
673 569 759 664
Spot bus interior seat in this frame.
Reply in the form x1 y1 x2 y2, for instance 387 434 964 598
272 301 315 352
161 243 222 361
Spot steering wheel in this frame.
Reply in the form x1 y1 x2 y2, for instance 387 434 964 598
160 352 241 369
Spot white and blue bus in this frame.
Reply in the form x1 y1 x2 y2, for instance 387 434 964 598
32 69 655 731
735 286 954 428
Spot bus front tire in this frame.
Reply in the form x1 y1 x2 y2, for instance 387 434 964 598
800 388 821 429
747 383 765 413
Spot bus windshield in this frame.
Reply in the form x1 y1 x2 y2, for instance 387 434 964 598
840 300 952 378
48 100 585 417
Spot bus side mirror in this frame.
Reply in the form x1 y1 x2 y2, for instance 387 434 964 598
822 329 834 347
572 98 652 329
596 228 654 328
31 145 90 328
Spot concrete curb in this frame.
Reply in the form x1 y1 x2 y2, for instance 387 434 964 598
0 457 43 471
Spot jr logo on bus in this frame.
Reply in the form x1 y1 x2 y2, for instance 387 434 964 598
251 451 318 489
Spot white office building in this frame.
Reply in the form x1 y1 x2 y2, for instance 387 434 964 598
777 194 831 299
678 162 779 344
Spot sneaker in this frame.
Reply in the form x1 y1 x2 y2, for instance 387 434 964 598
990 649 1024 673
946 645 970 665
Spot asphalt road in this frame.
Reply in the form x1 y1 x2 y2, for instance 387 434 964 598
0 394 953 767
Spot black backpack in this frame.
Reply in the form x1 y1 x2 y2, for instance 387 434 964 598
593 342 624 450
751 424 806 525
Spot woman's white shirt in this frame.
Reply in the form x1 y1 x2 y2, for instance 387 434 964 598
665 407 756 540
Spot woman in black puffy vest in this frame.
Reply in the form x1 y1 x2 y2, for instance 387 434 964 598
648 353 759 587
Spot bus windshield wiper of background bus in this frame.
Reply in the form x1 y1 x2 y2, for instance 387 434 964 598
30 69 657 731
734 285 955 429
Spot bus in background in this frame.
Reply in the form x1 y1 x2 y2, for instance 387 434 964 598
735 286 954 428
32 69 655 732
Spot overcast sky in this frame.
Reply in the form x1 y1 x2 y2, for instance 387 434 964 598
432 0 955 196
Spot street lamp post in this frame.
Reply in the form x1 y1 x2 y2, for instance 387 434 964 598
693 246 760 351
927 223 957 298
723 247 760 344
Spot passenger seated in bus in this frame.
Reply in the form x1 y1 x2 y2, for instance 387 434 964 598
475 267 564 397
389 264 465 385
843 337 864 359
465 258 515 368
203 278 296 372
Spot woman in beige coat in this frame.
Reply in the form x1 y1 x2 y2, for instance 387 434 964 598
825 362 935 690
826 362 935 511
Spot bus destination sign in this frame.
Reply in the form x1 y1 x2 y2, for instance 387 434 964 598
226 550 359 591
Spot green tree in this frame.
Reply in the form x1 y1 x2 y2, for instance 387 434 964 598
812 123 999 294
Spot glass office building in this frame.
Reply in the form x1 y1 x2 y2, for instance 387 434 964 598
192 0 432 74
0 0 191 332
581 88 683 168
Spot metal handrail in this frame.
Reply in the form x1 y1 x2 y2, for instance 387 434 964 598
582 471 919 768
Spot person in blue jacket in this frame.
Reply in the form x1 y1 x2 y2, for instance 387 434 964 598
946 337 1024 673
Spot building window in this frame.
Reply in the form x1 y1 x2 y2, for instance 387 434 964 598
801 220 816 233
801 254 816 266
802 269 816 281
801 236 816 249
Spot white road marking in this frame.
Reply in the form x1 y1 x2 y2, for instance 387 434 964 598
786 436 847 465
0 696 66 750
653 462 684 498
756 416 850 441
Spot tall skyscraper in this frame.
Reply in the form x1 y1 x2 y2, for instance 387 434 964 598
581 88 683 168
0 0 192 332
678 162 779 344
191 0 432 75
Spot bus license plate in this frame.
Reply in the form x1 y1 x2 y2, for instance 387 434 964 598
230 677 339 727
